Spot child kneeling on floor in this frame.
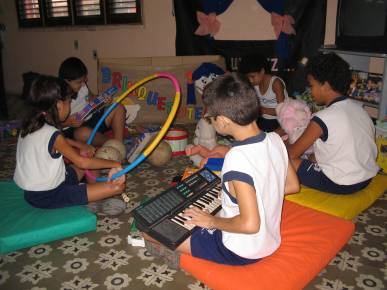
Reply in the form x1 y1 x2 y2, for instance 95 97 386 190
14 75 125 209
145 73 299 266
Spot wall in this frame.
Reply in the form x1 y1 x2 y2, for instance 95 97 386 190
0 0 176 94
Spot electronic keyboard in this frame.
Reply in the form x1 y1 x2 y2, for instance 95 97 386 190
132 168 222 250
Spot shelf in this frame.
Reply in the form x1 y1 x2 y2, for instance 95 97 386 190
319 45 387 122
321 45 387 58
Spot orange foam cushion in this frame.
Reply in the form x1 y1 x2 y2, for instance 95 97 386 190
180 200 354 290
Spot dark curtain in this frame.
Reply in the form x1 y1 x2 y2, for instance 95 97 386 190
174 0 276 72
284 0 327 94
173 0 327 95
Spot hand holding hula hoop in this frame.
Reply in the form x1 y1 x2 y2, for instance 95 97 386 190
85 72 181 182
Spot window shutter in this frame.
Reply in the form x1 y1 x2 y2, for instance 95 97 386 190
74 0 104 25
106 0 141 24
43 0 72 26
15 0 43 27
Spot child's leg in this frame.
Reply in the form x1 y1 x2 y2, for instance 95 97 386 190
70 164 85 181
86 181 125 202
74 126 108 146
105 104 126 142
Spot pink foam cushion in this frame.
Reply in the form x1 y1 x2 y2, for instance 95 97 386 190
180 200 354 290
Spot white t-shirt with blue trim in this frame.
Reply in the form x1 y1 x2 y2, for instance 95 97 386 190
254 76 288 120
312 97 379 185
219 131 288 259
14 124 66 191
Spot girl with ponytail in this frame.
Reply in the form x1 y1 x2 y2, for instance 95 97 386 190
14 75 125 209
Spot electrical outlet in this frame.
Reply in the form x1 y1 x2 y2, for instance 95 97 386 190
74 40 79 50
92 49 98 60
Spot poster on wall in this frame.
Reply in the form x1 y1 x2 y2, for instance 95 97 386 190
98 55 226 124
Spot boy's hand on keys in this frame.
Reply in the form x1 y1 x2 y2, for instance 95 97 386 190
183 207 214 229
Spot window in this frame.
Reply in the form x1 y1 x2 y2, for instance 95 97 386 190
15 0 142 28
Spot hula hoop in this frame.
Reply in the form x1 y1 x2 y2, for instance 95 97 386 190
85 72 181 182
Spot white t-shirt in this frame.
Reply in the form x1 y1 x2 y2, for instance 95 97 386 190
70 84 92 121
220 131 288 259
313 97 379 185
254 76 288 120
14 124 66 191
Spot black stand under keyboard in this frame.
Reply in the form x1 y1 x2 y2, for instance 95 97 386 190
132 168 221 250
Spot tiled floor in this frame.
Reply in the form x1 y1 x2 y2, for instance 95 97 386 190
0 95 386 289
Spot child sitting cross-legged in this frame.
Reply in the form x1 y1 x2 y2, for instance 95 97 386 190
287 53 379 194
144 72 299 266
13 75 125 209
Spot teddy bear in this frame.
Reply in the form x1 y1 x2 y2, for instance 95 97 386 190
185 118 230 168
276 99 313 154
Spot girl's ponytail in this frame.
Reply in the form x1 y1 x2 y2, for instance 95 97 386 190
20 75 71 137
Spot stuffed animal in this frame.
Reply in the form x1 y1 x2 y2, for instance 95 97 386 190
276 99 313 154
186 118 230 168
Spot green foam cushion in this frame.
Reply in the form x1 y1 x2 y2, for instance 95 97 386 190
0 180 96 254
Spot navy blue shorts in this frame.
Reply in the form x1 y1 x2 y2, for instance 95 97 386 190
297 159 372 194
24 166 88 209
63 109 109 139
191 228 259 265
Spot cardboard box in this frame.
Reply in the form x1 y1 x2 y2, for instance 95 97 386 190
98 56 226 124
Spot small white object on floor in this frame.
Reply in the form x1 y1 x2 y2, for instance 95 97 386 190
122 193 130 203
127 231 145 247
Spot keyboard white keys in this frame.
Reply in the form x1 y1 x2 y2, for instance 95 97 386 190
170 185 221 231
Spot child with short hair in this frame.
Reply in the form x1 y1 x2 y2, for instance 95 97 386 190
146 73 299 265
58 57 126 146
14 75 125 209
239 53 288 132
287 53 379 194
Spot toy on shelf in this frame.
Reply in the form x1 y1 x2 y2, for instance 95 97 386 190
185 118 230 168
75 85 118 121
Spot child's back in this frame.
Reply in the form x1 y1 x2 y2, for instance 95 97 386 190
221 131 288 258
313 97 378 185
14 123 65 191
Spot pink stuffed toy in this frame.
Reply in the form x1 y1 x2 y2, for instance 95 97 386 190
276 99 313 153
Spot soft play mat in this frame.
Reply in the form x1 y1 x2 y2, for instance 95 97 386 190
0 181 96 254
285 173 387 220
180 200 354 290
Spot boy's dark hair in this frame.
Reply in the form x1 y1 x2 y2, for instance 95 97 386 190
202 72 259 126
305 53 351 95
58 57 88 81
238 53 270 74
21 75 72 137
